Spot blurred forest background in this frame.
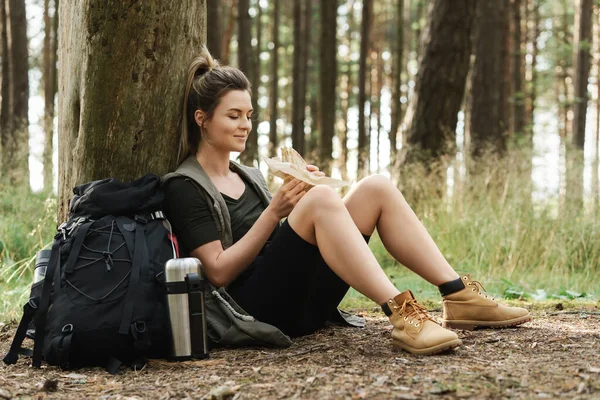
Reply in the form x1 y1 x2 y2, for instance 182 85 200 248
0 0 599 317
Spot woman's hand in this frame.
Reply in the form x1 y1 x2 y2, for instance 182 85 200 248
266 178 307 219
306 164 326 177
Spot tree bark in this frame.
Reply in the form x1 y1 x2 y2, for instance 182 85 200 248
206 0 222 59
572 0 593 149
237 0 257 165
399 0 476 168
390 0 404 164
2 0 29 186
512 0 526 136
221 0 236 65
527 0 540 131
43 0 58 192
357 0 371 179
268 0 279 159
470 0 507 158
58 0 205 220
291 0 307 156
500 1 513 136
318 0 337 173
0 0 10 180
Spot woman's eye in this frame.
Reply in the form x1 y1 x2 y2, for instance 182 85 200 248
229 116 239 120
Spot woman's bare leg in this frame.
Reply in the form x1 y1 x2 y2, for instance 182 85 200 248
342 175 459 286
287 185 400 305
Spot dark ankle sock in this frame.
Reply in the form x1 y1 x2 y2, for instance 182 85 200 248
438 277 465 296
381 302 392 316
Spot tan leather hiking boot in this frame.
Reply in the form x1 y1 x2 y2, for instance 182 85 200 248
442 274 532 330
388 290 462 355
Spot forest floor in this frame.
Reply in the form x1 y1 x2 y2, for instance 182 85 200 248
1 305 599 400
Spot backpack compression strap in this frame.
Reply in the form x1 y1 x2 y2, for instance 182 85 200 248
2 298 39 365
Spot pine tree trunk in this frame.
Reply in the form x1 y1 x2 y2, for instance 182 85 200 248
500 2 513 136
58 0 206 220
207 0 222 59
2 0 29 186
357 0 371 179
221 0 236 65
268 0 279 159
0 0 10 181
512 0 526 136
318 0 337 173
390 0 404 165
399 0 476 168
43 0 57 192
237 0 257 165
291 0 307 156
470 0 506 158
573 0 593 149
527 0 540 131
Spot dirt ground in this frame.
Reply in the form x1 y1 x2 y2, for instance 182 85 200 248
1 307 599 400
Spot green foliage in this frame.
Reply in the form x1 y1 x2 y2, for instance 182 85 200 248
343 150 599 308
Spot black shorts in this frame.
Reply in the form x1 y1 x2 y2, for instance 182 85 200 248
226 219 370 337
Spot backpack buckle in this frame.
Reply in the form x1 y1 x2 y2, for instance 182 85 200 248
134 215 148 224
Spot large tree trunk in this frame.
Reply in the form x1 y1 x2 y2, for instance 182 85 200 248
357 0 371 179
318 0 337 173
43 0 58 192
500 1 513 136
527 0 540 131
2 0 29 186
206 0 222 59
572 0 593 149
291 0 307 156
58 0 205 220
399 0 476 168
390 0 404 165
470 0 507 158
268 0 279 159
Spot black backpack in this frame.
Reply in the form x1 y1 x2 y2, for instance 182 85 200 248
3 174 176 372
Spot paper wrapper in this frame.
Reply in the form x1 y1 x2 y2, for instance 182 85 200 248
263 147 350 189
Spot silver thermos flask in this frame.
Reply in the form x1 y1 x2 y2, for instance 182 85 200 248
165 257 209 360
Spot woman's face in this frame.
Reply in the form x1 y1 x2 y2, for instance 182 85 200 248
197 90 253 153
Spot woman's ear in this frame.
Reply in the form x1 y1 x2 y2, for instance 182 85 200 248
194 110 206 129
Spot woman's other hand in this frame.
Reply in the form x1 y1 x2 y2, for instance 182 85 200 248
306 164 326 177
266 178 307 219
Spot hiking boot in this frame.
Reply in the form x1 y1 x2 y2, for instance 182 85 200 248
442 274 532 330
388 290 462 355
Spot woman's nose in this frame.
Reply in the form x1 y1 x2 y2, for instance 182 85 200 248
241 116 251 130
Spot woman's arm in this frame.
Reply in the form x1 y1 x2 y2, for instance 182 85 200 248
190 178 307 287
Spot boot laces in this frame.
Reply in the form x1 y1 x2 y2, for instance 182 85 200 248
466 278 495 301
397 299 435 332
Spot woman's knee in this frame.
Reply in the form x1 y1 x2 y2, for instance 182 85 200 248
356 174 397 197
302 185 344 210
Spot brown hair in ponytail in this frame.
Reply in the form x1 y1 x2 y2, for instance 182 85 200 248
178 46 252 164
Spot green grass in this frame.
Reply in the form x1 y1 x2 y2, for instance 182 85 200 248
1 151 599 322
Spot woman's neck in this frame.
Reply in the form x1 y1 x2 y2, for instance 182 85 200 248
196 148 232 179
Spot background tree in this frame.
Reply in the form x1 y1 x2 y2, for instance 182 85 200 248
572 0 592 149
291 0 307 156
268 0 279 159
0 0 29 186
389 0 404 163
43 0 58 192
399 0 476 168
357 0 371 179
57 0 205 220
318 0 337 173
470 0 507 158
206 0 222 60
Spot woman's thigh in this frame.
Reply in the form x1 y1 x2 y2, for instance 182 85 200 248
226 219 350 336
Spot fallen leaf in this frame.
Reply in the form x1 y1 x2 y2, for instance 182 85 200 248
202 385 235 400
531 342 537 349
306 376 316 384
251 366 262 373
64 373 87 380
0 389 11 400
588 366 600 373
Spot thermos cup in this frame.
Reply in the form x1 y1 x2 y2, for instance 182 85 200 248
164 257 209 360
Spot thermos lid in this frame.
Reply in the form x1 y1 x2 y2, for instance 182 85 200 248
35 249 52 265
